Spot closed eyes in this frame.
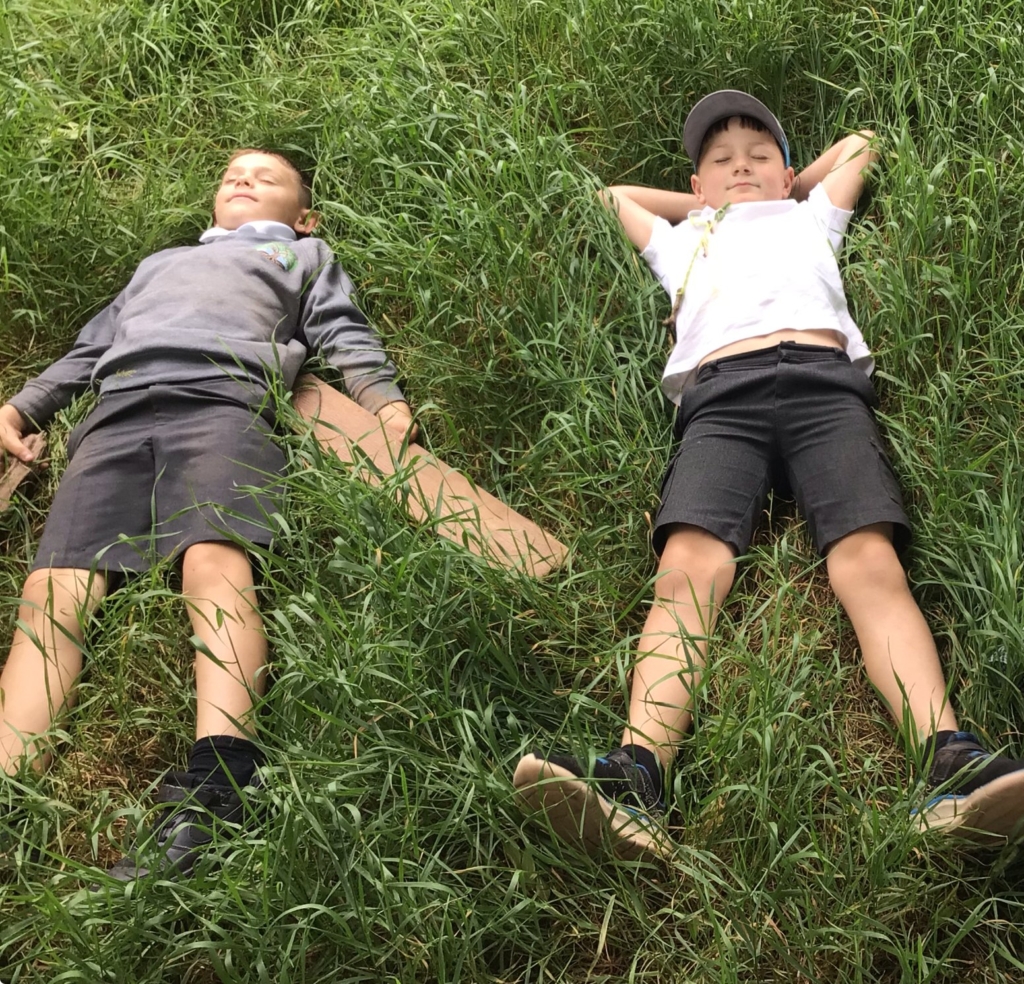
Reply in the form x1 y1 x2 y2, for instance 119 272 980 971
714 155 769 164
223 170 280 184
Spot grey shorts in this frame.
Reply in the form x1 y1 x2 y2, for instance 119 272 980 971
33 381 285 573
653 342 910 557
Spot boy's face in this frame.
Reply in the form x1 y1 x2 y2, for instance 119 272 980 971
213 152 317 233
691 117 794 209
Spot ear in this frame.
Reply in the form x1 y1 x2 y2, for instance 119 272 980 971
781 165 795 199
293 209 319 234
690 173 706 205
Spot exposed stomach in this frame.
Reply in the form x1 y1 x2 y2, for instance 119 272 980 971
699 328 845 366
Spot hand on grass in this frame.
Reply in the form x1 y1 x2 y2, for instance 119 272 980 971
0 403 35 463
376 400 419 443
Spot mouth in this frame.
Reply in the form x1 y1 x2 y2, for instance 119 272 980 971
229 193 257 203
730 182 755 190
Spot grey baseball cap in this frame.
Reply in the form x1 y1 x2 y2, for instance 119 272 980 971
683 90 790 167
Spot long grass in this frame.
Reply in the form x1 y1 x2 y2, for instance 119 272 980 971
3 0 1024 980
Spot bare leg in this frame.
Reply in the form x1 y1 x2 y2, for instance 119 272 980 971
622 525 736 766
181 542 266 741
827 523 958 739
0 568 107 774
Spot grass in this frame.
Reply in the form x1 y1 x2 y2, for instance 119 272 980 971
3 0 1024 980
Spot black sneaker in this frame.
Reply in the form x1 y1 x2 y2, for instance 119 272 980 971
915 731 1024 842
104 772 258 882
513 748 670 860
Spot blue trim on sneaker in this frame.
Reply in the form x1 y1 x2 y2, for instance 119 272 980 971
911 791 966 816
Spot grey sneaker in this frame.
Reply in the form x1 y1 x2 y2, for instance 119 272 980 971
513 747 670 860
915 731 1024 842
104 772 259 882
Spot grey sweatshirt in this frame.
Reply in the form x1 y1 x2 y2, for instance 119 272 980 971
9 224 405 426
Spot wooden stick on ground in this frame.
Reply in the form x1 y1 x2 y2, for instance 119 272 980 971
292 375 568 578
0 433 47 514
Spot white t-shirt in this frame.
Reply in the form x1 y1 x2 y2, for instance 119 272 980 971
642 184 873 405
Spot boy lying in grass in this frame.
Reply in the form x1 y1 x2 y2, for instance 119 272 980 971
0 149 413 880
515 90 1024 859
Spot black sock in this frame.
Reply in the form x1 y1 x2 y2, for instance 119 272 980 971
187 735 263 788
918 729 961 767
618 744 664 802
921 729 958 754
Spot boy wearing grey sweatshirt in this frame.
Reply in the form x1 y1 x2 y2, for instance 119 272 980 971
0 149 411 880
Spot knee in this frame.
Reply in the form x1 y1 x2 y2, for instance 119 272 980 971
22 570 57 606
827 530 907 601
656 528 736 603
181 542 253 595
21 568 105 613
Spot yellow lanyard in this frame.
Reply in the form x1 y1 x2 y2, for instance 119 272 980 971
663 202 731 328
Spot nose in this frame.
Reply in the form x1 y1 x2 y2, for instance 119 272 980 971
732 156 751 173
232 173 254 187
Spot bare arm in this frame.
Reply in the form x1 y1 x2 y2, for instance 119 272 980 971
790 130 879 210
599 185 702 251
601 131 879 250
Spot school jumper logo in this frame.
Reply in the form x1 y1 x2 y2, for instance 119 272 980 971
255 242 297 271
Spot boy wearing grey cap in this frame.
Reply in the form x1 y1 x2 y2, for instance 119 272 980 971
514 91 1024 859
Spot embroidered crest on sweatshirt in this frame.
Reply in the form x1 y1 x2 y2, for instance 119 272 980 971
255 242 297 271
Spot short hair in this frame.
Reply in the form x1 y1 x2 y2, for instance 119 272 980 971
697 116 783 165
226 148 313 209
